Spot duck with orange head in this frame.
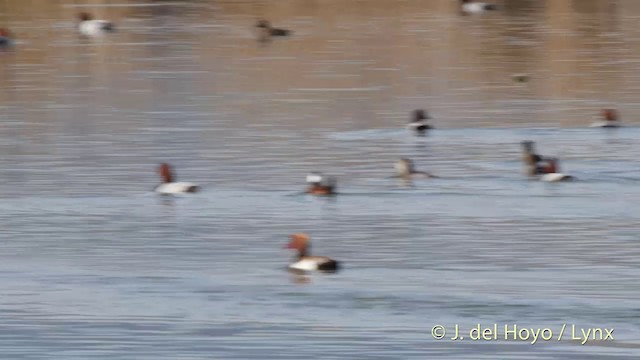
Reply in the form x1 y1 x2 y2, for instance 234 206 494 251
539 158 575 182
590 108 621 128
521 142 574 181
286 233 340 273
154 163 200 194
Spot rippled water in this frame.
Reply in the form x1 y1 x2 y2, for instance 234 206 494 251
1 0 639 359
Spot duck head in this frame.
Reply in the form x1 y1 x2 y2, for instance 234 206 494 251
256 20 271 29
286 233 310 257
395 158 415 177
78 12 93 22
602 109 618 122
521 140 536 153
412 109 429 122
0 28 11 38
158 163 175 183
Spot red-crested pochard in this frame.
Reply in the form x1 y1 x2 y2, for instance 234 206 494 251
590 109 621 128
155 163 200 194
286 233 340 273
539 158 574 182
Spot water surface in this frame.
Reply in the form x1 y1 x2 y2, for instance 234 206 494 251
1 0 639 359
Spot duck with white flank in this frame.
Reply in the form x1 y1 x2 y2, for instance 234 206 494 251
590 109 621 128
460 0 498 15
538 158 574 182
306 172 336 196
77 12 116 37
521 142 574 182
286 233 340 273
155 163 200 194
255 20 291 42
407 109 432 135
395 158 436 179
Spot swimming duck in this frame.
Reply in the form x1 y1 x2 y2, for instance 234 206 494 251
590 109 621 128
77 12 116 37
0 28 14 48
286 233 340 273
155 163 200 194
395 158 436 179
306 173 336 196
512 74 529 83
539 158 574 182
407 109 432 135
521 141 547 177
460 0 498 14
255 20 291 42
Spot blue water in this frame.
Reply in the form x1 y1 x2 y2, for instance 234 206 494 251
1 0 639 359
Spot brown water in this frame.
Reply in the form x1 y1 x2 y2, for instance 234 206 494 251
0 1 639 359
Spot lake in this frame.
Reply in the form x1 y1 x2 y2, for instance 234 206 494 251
0 0 639 359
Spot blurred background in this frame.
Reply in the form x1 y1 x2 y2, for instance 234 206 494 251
0 0 639 359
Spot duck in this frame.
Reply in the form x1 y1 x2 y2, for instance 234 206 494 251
154 163 200 194
0 28 14 48
77 12 116 37
255 20 291 42
512 74 529 83
460 0 498 15
286 233 340 273
539 158 574 182
590 108 621 128
395 158 436 179
407 109 432 135
306 172 336 196
521 140 547 177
